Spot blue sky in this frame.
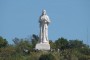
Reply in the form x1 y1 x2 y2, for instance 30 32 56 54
0 0 90 45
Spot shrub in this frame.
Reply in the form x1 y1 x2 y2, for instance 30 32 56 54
39 53 56 60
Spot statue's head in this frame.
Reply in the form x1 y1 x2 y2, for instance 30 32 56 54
42 9 46 15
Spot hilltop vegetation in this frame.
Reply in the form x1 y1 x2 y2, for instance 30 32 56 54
0 34 90 60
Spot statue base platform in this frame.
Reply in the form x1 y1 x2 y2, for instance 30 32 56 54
35 42 50 50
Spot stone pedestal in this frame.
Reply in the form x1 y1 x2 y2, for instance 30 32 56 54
35 43 50 50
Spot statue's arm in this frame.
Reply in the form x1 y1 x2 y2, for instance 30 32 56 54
47 16 51 23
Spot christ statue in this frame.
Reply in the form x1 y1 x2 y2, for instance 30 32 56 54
39 10 51 43
35 10 51 50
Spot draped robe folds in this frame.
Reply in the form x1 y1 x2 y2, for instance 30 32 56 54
39 15 50 43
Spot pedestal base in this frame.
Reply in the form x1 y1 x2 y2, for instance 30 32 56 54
35 43 50 50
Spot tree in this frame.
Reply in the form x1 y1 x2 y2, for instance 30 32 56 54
80 47 90 55
0 36 8 48
39 53 56 60
13 37 20 45
49 40 56 49
0 45 16 60
13 37 32 55
31 34 39 48
55 37 68 50
68 40 84 49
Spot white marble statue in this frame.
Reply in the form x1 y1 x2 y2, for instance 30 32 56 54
39 10 51 43
35 10 51 50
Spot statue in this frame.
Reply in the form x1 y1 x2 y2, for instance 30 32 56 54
35 10 51 50
39 10 51 43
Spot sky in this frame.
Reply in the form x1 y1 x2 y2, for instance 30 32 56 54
0 0 90 45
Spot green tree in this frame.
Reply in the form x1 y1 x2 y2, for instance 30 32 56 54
0 45 16 60
39 53 56 60
79 46 90 55
0 36 8 48
49 40 56 49
55 37 68 50
31 34 39 48
68 40 84 49
13 38 32 55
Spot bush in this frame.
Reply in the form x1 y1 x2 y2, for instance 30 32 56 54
39 53 56 60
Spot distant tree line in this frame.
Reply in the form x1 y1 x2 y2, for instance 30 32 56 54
0 34 90 60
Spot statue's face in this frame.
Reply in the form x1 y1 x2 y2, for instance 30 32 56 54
42 10 46 15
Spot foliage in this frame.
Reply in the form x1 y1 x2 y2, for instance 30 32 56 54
55 37 68 50
31 34 39 48
0 45 16 60
0 36 90 60
79 47 90 55
49 40 56 49
39 53 56 60
0 36 8 48
13 38 32 55
68 40 84 49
